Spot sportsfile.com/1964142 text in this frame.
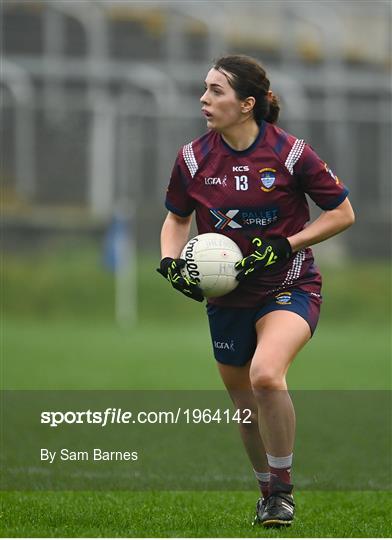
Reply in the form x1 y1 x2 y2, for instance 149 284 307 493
40 408 253 427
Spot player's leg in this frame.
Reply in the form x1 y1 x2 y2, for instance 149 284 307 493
217 361 269 478
251 310 310 454
250 310 311 526
217 361 270 518
207 303 270 500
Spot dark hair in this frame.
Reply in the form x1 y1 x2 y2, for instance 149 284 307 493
213 55 280 125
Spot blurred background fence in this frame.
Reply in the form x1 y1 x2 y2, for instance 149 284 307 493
1 0 391 255
1 1 391 389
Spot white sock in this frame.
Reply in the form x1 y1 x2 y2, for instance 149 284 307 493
266 453 293 469
253 469 271 483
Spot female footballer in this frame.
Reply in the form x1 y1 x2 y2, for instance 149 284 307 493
157 55 355 527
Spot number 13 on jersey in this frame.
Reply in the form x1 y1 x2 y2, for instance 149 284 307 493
235 175 248 191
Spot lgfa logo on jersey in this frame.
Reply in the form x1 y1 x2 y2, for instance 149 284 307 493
205 175 227 186
275 292 292 305
259 168 277 192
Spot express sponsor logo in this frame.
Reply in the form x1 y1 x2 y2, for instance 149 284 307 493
210 209 241 229
259 168 277 192
210 207 279 230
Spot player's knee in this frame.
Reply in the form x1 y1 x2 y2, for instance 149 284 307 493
249 364 284 391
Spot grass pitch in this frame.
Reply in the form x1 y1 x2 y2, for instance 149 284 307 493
2 318 390 390
2 406 389 537
2 491 392 538
2 246 391 537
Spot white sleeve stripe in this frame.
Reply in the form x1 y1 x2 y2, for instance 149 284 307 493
285 139 305 175
182 142 198 179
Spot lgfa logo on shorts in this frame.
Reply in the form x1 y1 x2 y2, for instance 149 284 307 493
275 292 292 305
214 340 235 351
259 168 277 192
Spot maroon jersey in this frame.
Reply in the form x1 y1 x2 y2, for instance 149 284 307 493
165 121 349 307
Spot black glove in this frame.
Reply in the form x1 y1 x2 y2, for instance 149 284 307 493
157 257 204 302
235 237 292 281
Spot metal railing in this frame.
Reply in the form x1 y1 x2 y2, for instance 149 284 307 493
1 0 390 257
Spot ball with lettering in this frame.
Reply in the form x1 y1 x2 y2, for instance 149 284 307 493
180 233 242 298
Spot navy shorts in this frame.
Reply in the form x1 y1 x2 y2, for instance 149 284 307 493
207 289 322 366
